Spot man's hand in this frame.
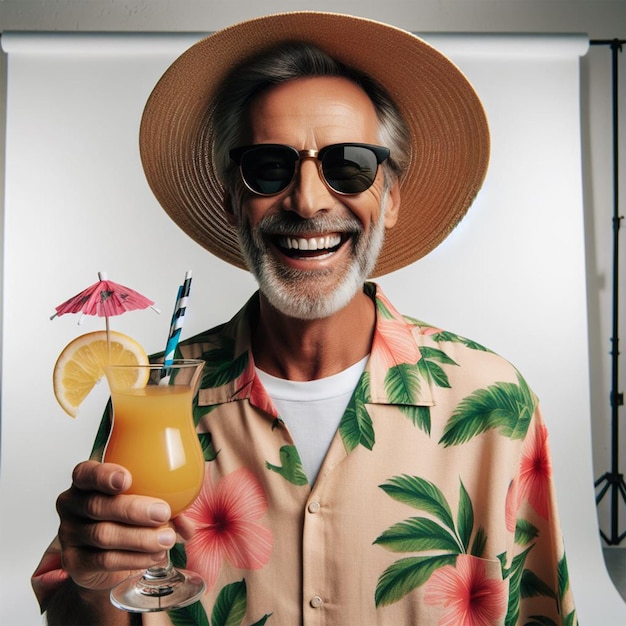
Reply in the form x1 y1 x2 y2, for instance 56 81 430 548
56 460 178 592
45 460 196 625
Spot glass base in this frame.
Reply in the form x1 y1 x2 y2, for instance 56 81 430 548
110 564 206 613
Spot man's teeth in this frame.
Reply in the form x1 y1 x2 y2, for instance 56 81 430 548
281 234 342 251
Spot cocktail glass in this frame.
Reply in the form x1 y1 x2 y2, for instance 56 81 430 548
103 359 206 612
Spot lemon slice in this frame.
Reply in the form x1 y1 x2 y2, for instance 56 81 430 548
53 330 149 417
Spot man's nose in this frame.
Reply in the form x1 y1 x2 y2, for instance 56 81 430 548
287 159 333 218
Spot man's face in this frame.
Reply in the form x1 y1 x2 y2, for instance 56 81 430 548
228 76 400 320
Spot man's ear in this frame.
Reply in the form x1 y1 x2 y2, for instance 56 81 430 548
224 192 238 226
384 179 401 229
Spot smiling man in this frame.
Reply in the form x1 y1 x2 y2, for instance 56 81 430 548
226 73 400 378
34 12 577 626
229 76 398 325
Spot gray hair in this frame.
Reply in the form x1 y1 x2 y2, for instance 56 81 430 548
212 42 410 191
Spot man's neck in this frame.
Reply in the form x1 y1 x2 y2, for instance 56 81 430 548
252 288 375 381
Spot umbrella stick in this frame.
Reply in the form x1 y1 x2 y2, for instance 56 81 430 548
106 316 111 354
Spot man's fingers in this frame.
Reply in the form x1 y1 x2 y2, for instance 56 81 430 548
61 546 168 591
71 460 131 495
54 460 184 594
58 490 171 526
63 545 168 575
172 513 196 541
58 461 172 527
59 519 176 553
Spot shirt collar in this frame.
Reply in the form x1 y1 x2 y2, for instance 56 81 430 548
196 283 434 409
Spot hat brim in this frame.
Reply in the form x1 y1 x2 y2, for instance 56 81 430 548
139 11 490 277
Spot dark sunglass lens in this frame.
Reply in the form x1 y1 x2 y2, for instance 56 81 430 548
321 145 379 194
241 146 297 195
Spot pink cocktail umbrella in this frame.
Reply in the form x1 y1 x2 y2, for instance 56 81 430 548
51 271 159 338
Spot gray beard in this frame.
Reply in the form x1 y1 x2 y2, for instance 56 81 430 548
236 196 387 320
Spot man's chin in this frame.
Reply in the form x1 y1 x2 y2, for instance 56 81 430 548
257 266 365 321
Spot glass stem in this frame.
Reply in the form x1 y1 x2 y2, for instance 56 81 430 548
144 551 174 580
136 551 184 598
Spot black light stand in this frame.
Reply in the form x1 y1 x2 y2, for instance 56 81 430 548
592 38 626 546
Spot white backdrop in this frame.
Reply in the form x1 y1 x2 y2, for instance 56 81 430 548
1 31 624 624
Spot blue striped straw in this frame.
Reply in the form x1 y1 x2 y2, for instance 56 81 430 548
164 270 192 366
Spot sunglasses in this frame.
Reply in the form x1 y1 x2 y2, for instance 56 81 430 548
229 142 390 196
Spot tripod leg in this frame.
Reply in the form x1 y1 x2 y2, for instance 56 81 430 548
596 476 612 503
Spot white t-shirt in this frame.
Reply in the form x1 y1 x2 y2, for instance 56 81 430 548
256 356 368 484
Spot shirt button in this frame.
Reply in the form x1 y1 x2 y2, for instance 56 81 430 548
308 501 320 514
310 595 324 608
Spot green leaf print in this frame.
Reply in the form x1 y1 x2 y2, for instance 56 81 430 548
374 517 462 553
205 352 249 389
457 481 474 551
198 431 220 462
375 294 397 320
385 363 422 402
170 542 188 568
520 569 556 600
417 358 451 388
374 554 457 607
249 615 273 626
470 526 487 557
558 553 578 625
515 519 539 546
439 372 536 447
90 398 113 460
379 475 455 532
430 330 490 352
200 344 248 389
211 579 247 626
375 477 488 607
558 553 570 600
398 405 431 435
338 372 375 452
193 397 219 424
384 362 433 435
415 346 458 390
169 600 210 626
419 346 459 366
402 314 430 327
504 546 533 626
265 445 308 486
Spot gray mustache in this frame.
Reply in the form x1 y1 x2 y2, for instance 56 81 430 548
255 212 363 237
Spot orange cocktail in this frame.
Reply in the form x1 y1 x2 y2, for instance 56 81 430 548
103 359 206 613
103 385 204 516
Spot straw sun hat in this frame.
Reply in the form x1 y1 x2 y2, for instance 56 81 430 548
139 11 490 277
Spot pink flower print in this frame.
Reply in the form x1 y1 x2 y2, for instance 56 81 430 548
185 466 274 590
249 374 279 417
519 419 552 519
505 419 552 528
231 353 278 418
370 317 422 373
424 555 507 626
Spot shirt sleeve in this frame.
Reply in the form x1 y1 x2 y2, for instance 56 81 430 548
31 536 69 612
506 405 577 624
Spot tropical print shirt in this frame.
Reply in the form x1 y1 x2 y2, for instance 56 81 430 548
33 283 577 626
